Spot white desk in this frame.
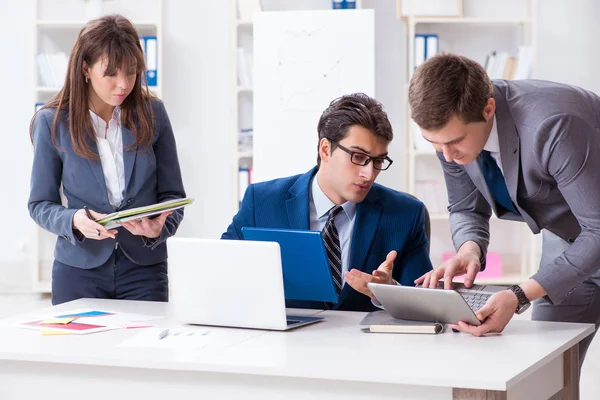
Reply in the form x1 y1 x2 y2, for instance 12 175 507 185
0 298 593 400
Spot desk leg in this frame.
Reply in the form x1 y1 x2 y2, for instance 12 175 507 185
452 388 506 399
549 343 580 400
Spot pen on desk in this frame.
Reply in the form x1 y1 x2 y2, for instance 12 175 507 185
158 329 170 340
84 206 100 237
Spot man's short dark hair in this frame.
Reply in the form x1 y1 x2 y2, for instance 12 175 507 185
408 54 493 130
317 93 393 165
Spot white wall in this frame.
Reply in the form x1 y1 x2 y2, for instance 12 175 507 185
535 0 600 94
161 0 235 240
0 0 36 292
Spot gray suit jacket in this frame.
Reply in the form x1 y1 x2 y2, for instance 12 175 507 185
28 99 186 269
440 79 600 305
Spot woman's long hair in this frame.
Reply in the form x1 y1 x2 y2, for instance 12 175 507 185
30 14 155 159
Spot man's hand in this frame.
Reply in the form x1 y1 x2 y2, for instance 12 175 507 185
118 211 172 239
345 250 397 299
72 209 117 240
415 241 482 289
449 289 518 336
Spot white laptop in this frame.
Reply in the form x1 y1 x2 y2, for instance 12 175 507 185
368 282 506 326
168 238 323 331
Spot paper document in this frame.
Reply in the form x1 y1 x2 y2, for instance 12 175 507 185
96 198 194 229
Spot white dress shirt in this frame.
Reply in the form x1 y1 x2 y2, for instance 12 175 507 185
309 173 357 286
482 116 504 174
90 107 125 209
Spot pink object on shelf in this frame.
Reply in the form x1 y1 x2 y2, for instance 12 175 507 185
442 251 503 279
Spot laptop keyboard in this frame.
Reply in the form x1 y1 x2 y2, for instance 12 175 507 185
459 291 492 311
287 319 301 326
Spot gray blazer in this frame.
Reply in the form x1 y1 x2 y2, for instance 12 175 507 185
28 99 186 269
440 79 600 305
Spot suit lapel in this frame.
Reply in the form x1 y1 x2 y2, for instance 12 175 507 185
284 168 316 229
121 125 138 195
493 84 539 229
337 188 382 306
493 86 520 208
348 188 381 273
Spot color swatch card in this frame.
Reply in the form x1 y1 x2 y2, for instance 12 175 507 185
18 309 162 335
20 320 117 335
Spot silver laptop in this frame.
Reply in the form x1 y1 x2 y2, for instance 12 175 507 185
368 282 506 326
168 238 323 331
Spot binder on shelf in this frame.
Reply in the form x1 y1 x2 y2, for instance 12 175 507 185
484 48 531 81
414 34 438 68
140 36 158 87
36 52 68 88
513 46 532 80
332 0 356 8
236 48 252 88
414 35 426 68
35 102 45 112
238 128 254 153
425 35 438 59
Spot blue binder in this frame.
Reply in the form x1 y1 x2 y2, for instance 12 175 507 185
242 227 338 303
141 35 158 87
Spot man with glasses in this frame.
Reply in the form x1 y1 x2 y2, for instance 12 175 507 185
222 93 433 311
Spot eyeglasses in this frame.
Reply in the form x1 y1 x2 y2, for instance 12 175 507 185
329 140 393 171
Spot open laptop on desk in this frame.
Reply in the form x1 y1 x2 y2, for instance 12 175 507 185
368 282 506 326
168 238 323 331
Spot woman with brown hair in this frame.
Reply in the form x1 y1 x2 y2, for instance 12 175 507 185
28 14 186 305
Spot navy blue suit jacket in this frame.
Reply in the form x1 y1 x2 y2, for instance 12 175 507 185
222 167 433 311
28 100 186 269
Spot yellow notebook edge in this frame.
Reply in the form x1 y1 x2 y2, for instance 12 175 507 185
96 198 194 224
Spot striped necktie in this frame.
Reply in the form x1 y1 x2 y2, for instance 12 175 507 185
322 205 344 296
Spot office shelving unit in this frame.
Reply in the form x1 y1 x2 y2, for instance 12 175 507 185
231 0 255 214
401 0 540 285
31 0 163 293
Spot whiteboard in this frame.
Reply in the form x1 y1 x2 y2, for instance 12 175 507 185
252 10 375 183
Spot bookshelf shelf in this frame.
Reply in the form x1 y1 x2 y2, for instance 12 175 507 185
35 20 160 28
231 0 258 214
36 86 61 93
412 17 532 25
237 150 253 159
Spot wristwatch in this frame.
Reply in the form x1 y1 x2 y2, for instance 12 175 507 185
507 285 531 314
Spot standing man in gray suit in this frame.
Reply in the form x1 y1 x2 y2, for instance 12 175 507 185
408 53 600 368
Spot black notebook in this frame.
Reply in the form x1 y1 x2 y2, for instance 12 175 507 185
360 310 445 334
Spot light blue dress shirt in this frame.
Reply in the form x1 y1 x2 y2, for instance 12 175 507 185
309 173 357 287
